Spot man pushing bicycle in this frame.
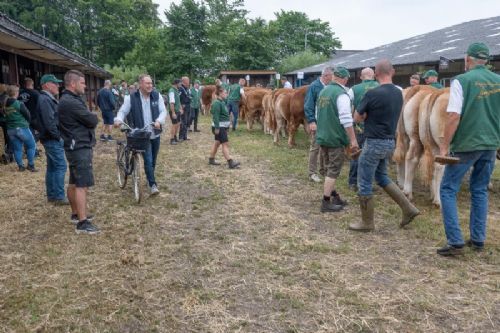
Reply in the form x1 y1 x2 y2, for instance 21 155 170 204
115 74 167 195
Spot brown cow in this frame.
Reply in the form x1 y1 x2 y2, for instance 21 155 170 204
201 85 216 115
242 88 269 130
287 85 308 147
273 91 294 144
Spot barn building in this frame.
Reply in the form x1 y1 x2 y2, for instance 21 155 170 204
219 70 277 88
287 16 500 88
0 13 111 109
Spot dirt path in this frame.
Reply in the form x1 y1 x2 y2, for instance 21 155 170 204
0 120 499 332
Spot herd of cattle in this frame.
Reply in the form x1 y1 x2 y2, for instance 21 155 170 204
201 84 499 207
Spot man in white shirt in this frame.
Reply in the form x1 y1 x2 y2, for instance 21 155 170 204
114 74 167 195
281 77 293 89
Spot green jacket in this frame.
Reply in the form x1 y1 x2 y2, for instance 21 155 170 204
0 99 30 129
351 80 379 110
451 65 500 152
316 82 350 148
190 87 200 109
211 99 230 128
168 87 181 112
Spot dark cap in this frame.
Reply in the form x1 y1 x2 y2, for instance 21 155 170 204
40 74 63 85
467 42 490 60
422 70 438 78
334 66 350 79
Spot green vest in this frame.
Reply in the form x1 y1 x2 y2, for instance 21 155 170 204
1 100 29 129
351 80 379 109
430 82 444 89
451 65 500 152
227 84 242 101
190 87 200 108
211 99 230 128
316 82 350 148
168 87 181 112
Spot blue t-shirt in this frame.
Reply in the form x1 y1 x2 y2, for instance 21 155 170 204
97 88 116 112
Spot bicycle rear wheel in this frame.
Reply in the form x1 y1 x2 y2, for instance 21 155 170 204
116 143 127 189
132 153 145 203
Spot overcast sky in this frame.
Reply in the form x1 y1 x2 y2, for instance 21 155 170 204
154 0 500 50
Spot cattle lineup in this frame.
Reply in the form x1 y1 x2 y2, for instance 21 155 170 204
1 42 499 257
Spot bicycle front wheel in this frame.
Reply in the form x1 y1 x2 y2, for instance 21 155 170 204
132 153 145 203
116 143 127 189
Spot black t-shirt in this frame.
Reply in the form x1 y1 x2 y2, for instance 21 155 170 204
18 88 40 128
357 84 403 139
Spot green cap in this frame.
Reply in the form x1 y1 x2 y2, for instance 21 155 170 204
195 80 201 84
467 42 490 60
334 66 350 79
422 70 438 78
40 74 63 85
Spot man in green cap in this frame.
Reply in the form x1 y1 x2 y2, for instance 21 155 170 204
36 74 68 205
437 42 500 256
423 69 444 89
347 67 379 191
190 80 202 132
316 66 358 212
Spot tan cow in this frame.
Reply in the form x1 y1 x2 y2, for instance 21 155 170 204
242 88 269 130
273 91 294 144
201 85 216 115
269 88 292 139
393 85 436 200
287 85 308 147
261 91 273 134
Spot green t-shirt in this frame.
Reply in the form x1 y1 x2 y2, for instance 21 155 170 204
0 100 29 129
168 87 181 112
451 65 500 152
316 82 350 148
190 87 200 108
227 84 242 102
211 99 230 128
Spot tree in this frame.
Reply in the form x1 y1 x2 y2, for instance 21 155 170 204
269 10 341 60
277 50 328 75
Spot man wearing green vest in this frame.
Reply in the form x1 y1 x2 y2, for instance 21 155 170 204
227 78 246 131
437 42 500 256
316 67 358 212
168 79 182 145
190 80 201 132
423 70 444 89
347 67 379 191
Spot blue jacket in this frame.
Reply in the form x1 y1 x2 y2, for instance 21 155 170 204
97 87 116 112
303 78 325 124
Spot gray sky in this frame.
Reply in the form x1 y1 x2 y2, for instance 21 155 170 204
154 0 500 50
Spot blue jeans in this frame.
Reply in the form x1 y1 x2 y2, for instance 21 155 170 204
42 139 67 200
357 138 395 196
227 101 239 130
142 136 161 187
7 127 36 168
440 150 496 246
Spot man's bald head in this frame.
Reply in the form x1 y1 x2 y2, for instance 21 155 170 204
374 59 394 77
360 67 375 80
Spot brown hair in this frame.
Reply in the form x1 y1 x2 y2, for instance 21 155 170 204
215 85 226 96
6 85 19 98
64 69 84 87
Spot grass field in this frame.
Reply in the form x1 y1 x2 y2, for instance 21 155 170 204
0 116 498 332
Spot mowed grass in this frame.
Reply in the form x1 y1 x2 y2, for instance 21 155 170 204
0 115 498 332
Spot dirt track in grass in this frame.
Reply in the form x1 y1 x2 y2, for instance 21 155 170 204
0 117 499 332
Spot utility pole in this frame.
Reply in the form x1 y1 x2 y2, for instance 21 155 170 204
41 24 46 37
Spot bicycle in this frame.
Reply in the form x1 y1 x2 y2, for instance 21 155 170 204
116 123 151 203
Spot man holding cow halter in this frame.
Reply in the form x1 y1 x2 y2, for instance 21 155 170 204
436 42 500 256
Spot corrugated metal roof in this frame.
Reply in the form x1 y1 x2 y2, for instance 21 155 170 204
0 13 111 78
288 16 500 75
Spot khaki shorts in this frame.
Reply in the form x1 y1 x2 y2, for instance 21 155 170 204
320 146 346 179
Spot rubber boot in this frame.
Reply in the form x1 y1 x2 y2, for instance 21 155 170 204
349 195 374 231
383 182 420 227
227 159 240 169
208 157 220 166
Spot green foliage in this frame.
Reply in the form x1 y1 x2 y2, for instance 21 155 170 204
278 50 328 75
103 65 147 85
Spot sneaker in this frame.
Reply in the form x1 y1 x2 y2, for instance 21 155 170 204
466 239 484 252
49 198 70 205
309 174 321 183
150 184 160 195
321 199 343 212
107 135 115 142
436 245 464 257
75 220 100 234
18 165 26 172
27 165 38 172
100 134 107 141
209 158 221 166
227 159 240 169
170 139 177 145
70 214 94 224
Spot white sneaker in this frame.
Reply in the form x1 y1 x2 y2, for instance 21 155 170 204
309 174 321 183
150 184 160 195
